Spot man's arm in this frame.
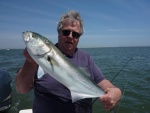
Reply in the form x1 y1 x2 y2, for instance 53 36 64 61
16 49 37 93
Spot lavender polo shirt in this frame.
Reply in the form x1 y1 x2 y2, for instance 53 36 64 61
33 48 105 113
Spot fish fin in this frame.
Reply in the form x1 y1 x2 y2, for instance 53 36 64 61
70 91 84 102
70 91 93 103
47 55 59 67
37 66 45 78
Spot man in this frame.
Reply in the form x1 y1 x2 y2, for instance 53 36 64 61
16 10 122 113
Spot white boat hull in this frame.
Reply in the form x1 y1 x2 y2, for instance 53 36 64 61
19 109 32 113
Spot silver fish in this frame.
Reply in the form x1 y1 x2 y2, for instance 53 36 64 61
22 31 104 102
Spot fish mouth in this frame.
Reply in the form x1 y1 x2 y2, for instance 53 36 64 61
22 31 31 42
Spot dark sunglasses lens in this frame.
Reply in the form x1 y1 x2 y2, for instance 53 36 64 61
72 32 80 39
62 30 70 36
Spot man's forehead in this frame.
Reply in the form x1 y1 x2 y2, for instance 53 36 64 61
63 18 80 25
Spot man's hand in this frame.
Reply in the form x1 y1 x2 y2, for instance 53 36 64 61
99 87 121 110
23 48 36 64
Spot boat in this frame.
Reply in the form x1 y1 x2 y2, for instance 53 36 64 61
0 70 12 112
19 109 32 113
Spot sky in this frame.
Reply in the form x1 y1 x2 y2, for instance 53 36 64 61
0 0 150 49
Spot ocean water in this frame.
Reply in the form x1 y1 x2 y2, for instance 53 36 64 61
0 47 150 113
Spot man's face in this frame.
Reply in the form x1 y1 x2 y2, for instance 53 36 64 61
58 20 81 55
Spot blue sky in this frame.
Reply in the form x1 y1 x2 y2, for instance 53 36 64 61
0 0 150 49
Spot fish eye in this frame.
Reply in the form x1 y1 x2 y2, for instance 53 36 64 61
32 34 35 37
45 40 48 43
45 39 50 45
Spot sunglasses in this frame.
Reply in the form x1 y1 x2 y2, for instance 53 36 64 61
61 30 81 39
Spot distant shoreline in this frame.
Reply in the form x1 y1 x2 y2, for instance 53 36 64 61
0 46 150 50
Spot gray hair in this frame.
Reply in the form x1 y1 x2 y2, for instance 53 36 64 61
57 10 84 35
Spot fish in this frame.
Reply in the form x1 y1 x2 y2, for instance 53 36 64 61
22 31 105 102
